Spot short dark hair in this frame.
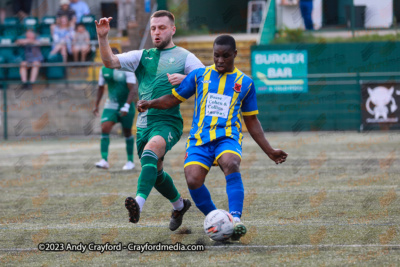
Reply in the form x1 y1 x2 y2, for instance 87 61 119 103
151 10 175 24
111 47 120 54
214 35 236 51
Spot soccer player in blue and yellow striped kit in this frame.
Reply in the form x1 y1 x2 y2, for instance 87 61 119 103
138 35 288 241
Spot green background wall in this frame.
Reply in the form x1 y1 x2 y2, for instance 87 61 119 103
188 0 252 33
252 42 400 132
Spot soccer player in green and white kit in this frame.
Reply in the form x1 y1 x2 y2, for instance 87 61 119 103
95 10 204 230
93 47 138 170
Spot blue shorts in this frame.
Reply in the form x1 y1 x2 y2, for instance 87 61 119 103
184 137 242 171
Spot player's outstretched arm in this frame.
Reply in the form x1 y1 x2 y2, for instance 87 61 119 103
243 115 288 164
137 95 182 112
95 17 121 69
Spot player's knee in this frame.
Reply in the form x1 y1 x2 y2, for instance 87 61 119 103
186 176 202 190
101 124 112 133
220 158 240 175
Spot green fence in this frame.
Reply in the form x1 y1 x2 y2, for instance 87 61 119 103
252 42 400 132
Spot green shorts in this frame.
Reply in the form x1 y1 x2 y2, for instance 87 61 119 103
136 125 182 159
101 106 135 129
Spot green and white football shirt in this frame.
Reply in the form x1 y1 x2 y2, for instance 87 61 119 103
116 46 204 130
98 67 137 109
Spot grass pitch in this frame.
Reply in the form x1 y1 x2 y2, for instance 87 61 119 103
0 131 399 266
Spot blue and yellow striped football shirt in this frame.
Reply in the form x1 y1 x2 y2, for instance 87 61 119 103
173 65 259 146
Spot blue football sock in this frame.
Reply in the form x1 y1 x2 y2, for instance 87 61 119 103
226 172 244 218
189 184 217 216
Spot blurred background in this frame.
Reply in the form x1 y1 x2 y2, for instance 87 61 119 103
0 0 399 140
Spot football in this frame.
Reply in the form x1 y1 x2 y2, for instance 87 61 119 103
204 209 234 241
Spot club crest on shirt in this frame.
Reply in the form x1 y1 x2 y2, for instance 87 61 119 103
233 83 242 93
168 57 175 64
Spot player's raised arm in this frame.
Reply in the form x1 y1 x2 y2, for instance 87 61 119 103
95 17 121 69
243 115 288 164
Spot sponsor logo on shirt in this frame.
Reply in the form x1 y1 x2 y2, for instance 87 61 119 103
202 80 211 84
145 57 153 60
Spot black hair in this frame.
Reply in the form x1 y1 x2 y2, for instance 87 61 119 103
214 35 236 51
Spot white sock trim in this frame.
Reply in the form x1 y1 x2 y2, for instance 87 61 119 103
172 197 184 211
135 196 146 212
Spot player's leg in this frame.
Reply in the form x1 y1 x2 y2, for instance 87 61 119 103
95 109 117 169
216 138 246 241
125 133 166 223
120 108 135 170
184 143 217 216
154 159 191 231
149 127 191 230
122 128 135 170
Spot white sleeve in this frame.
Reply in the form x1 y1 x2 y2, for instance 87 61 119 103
125 71 137 84
98 69 105 86
184 53 204 75
116 50 143 72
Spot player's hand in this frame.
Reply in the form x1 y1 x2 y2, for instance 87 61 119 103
267 149 288 164
95 17 112 38
137 100 150 112
93 106 99 116
167 73 185 86
119 103 130 116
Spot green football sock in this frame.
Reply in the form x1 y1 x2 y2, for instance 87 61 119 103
125 136 134 162
100 133 110 161
136 150 158 199
154 170 180 202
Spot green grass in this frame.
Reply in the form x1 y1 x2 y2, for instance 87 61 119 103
0 132 399 266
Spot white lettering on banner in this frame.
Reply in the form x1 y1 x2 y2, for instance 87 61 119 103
268 68 293 78
255 53 305 65
206 93 232 118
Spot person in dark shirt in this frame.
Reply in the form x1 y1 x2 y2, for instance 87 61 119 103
13 0 32 21
15 30 44 89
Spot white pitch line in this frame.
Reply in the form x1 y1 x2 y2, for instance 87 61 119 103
1 244 400 252
206 244 400 249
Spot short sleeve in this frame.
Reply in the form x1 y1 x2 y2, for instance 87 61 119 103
125 71 136 84
184 53 204 75
241 82 259 116
116 50 143 72
98 69 105 86
172 69 199 102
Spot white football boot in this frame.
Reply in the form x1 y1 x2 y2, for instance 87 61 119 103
95 159 109 169
122 161 135 170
